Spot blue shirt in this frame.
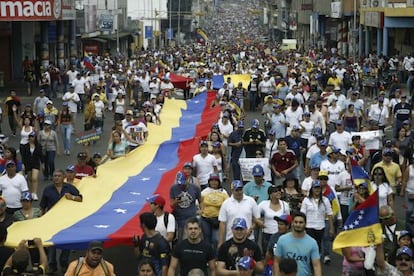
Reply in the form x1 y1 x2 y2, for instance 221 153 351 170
228 130 243 161
270 113 286 139
309 151 328 169
243 180 272 204
39 183 82 212
275 232 320 276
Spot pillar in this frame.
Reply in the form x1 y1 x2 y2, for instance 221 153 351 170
365 27 370 57
358 25 363 58
69 20 77 64
40 21 49 68
376 28 382 55
57 21 65 70
383 27 388 57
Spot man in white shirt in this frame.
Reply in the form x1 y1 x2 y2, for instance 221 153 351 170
125 112 148 151
192 141 218 189
320 147 345 192
146 194 176 243
328 120 352 156
149 77 160 99
285 100 303 136
218 180 262 247
72 73 86 112
62 86 80 119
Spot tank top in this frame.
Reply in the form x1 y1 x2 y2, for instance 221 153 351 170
344 115 358 130
20 126 34 145
60 111 72 124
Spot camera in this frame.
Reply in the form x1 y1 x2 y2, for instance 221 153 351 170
27 240 35 247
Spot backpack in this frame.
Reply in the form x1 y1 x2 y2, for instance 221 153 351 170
74 257 110 276
163 212 177 247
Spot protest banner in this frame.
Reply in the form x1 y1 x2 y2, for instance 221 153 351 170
239 158 272 182
75 129 102 144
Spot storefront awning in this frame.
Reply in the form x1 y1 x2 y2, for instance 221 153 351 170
98 32 131 41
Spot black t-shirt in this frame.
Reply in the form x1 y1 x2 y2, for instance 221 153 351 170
243 128 266 158
138 233 170 274
5 97 21 116
217 238 263 272
0 247 14 272
172 239 214 276
393 103 412 121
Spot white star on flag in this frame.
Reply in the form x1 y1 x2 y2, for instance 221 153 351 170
122 201 136 204
194 100 200 104
158 168 167 171
358 215 363 220
141 177 151 181
360 210 364 215
114 208 127 214
354 220 359 225
130 192 141 195
344 226 348 230
349 224 354 229
94 225 110 228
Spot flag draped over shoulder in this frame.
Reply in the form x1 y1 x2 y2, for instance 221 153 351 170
332 190 382 254
351 164 374 195
323 185 340 217
196 28 209 45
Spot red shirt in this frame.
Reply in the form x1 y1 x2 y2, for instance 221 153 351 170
74 165 94 179
270 150 296 173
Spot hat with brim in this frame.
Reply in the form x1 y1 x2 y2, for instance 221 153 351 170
274 214 292 225
88 241 104 251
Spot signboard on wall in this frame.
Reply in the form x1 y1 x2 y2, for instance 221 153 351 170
0 0 62 21
99 12 114 32
331 2 342 18
364 11 384 28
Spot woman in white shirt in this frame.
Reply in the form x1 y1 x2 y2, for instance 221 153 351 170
258 185 290 251
300 180 333 252
371 167 394 208
327 100 342 135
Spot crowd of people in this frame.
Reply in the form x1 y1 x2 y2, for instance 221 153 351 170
2 0 414 275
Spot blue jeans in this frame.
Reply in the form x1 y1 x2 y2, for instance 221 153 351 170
60 124 73 152
200 217 218 255
231 159 241 181
323 220 332 257
51 80 59 97
47 246 70 269
44 151 56 177
249 91 257 111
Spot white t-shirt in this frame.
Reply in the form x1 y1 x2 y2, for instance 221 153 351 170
300 120 314 139
300 196 333 230
301 176 315 196
156 212 176 241
94 100 105 118
125 122 148 146
218 120 234 146
0 174 28 208
320 159 346 192
62 92 80 113
192 153 217 186
66 70 79 84
285 107 304 136
258 200 290 234
337 170 353 205
328 131 352 155
218 195 260 241
372 183 393 208
72 78 86 95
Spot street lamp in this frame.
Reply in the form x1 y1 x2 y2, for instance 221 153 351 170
353 0 357 63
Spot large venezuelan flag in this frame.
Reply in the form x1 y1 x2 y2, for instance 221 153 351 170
5 92 220 249
332 190 382 255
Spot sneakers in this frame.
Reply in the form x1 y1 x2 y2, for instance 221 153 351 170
32 193 38 201
324 255 331 264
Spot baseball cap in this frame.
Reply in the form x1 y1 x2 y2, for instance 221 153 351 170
200 140 208 147
265 95 273 102
20 191 33 201
125 110 133 115
268 129 276 136
396 246 412 258
312 180 321 188
310 163 320 170
352 135 361 141
66 165 75 172
292 125 301 131
252 119 260 128
319 139 327 147
318 170 329 179
39 89 45 93
273 103 280 109
88 241 103 251
358 182 368 188
183 162 193 169
237 120 245 128
303 111 311 117
403 120 410 125
77 152 87 159
378 96 384 102
222 111 230 118
6 160 15 167
232 218 247 230
383 148 393 156
352 90 360 95
336 119 343 125
43 119 52 125
252 164 264 177
146 194 166 207
274 214 292 225
398 230 412 240
208 173 221 181
47 100 53 105
93 152 102 159
232 180 244 190
327 146 340 155
237 256 255 270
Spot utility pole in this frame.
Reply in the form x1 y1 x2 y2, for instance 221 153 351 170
353 0 357 63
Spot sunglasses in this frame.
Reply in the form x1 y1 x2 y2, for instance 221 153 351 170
379 213 394 220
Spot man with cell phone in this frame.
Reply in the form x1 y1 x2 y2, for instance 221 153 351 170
1 238 48 275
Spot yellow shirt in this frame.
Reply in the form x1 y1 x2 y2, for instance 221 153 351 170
201 188 229 218
372 161 402 187
65 259 115 276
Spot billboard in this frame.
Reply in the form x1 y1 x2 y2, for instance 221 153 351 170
0 0 62 21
